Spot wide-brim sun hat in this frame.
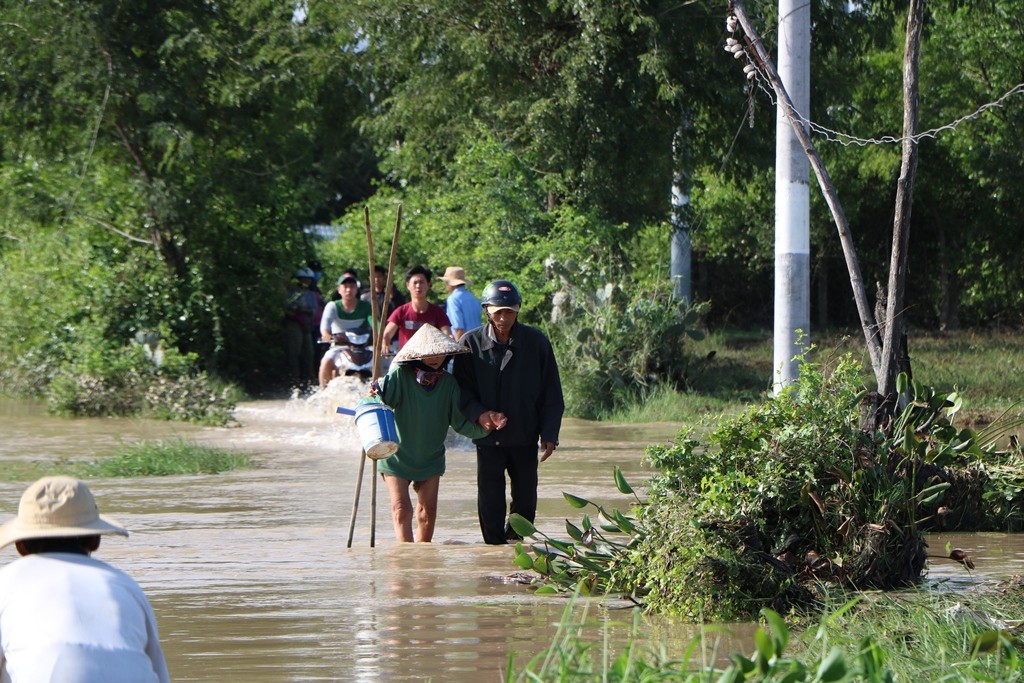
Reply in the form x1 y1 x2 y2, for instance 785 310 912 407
392 323 469 364
0 476 129 550
438 266 469 286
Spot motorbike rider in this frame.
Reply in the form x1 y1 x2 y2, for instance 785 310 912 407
284 266 319 384
319 273 374 388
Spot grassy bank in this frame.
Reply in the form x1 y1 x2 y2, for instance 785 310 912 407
75 439 256 477
511 588 1024 682
1 439 255 481
608 328 1024 428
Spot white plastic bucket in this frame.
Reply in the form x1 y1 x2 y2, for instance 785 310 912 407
354 401 399 460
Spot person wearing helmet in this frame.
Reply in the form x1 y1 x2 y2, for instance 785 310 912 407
306 260 328 367
284 266 319 384
452 280 564 544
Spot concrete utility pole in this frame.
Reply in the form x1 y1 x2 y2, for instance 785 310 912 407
772 0 811 393
671 125 692 303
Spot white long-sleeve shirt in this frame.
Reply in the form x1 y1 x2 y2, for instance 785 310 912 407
0 552 170 683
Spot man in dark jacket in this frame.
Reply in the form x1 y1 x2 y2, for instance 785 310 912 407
453 280 564 544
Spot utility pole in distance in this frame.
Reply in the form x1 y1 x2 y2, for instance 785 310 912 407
773 0 811 393
671 124 693 304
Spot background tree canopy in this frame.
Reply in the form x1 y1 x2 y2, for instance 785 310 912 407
1 0 1021 407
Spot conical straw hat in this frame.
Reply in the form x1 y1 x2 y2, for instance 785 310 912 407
392 323 468 364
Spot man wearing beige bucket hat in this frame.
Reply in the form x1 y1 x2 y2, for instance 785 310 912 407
0 476 170 682
372 324 494 542
438 266 482 341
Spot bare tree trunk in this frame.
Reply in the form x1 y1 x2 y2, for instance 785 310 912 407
729 0 882 381
113 118 185 279
877 0 925 403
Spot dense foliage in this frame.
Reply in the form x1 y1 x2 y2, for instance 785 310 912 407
511 355 1024 620
0 0 375 411
1 0 1023 415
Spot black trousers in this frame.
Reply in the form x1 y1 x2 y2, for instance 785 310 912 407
476 444 538 545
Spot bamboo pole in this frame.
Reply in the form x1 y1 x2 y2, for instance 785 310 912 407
346 206 379 548
345 449 366 549
375 204 402 364
368 205 403 546
364 207 379 548
346 204 403 548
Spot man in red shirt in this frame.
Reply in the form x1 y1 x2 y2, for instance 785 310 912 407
381 265 452 349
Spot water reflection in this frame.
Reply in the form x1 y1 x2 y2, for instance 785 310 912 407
0 396 1022 682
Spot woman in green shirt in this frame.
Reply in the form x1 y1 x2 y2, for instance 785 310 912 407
373 324 499 542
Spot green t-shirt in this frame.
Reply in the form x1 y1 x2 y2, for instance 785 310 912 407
335 299 372 328
376 364 489 481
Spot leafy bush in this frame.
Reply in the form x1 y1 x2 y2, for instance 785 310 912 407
46 332 238 426
513 352 1023 620
549 277 708 419
510 594 1024 682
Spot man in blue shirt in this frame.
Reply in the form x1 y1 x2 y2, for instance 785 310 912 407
439 266 482 340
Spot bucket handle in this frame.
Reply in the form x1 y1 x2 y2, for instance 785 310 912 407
336 407 356 416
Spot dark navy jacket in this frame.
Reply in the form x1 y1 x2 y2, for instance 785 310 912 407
453 321 564 448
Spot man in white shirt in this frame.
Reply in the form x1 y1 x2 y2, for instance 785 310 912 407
0 476 170 683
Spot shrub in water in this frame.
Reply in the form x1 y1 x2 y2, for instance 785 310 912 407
549 278 707 419
47 332 237 425
513 351 1022 620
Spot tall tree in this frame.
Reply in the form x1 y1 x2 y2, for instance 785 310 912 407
0 0 378 385
349 0 724 233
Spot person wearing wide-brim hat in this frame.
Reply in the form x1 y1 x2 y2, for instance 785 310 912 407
438 266 482 342
372 324 494 542
0 476 171 682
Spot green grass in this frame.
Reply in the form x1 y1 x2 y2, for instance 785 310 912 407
72 439 256 477
0 439 255 481
607 328 1024 429
510 588 1024 682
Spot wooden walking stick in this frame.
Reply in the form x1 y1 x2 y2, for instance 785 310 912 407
346 206 379 549
345 446 366 548
344 204 403 548
367 205 403 547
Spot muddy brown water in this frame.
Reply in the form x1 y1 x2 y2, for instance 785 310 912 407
1 390 1022 682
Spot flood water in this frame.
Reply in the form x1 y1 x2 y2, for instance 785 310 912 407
1 390 1022 682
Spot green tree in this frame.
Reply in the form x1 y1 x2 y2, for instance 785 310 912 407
0 0 378 394
349 0 724 234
